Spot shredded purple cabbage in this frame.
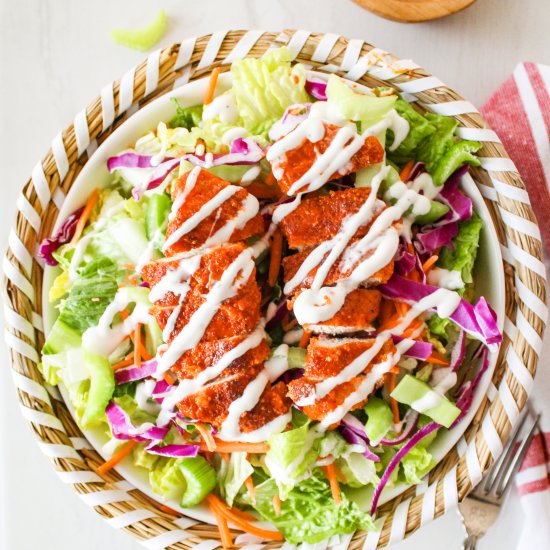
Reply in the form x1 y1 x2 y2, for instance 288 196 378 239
114 358 158 385
37 207 84 266
144 442 199 457
305 78 327 101
105 401 169 442
380 275 502 351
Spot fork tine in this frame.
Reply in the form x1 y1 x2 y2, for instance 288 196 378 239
482 410 530 494
495 413 540 497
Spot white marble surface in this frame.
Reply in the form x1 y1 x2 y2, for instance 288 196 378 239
1 0 549 549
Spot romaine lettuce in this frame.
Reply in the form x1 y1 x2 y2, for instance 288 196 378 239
218 452 254 507
230 47 309 136
244 472 375 544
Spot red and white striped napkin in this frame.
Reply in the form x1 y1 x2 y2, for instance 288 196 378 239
481 62 550 550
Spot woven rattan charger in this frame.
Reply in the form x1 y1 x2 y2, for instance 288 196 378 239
3 30 546 549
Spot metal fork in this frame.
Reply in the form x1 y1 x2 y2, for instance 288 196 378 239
458 409 540 550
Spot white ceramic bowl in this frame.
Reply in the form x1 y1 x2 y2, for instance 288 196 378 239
43 71 505 521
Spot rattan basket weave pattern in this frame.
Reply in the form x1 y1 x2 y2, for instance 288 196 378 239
3 29 547 550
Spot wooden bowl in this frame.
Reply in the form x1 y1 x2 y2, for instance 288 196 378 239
353 0 477 22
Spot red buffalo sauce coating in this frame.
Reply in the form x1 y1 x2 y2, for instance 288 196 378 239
287 338 396 425
164 169 264 256
273 123 384 195
279 188 386 250
295 288 382 333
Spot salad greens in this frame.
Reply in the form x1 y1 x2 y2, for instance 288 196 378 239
38 46 500 545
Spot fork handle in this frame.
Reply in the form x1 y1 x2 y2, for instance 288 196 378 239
463 535 478 550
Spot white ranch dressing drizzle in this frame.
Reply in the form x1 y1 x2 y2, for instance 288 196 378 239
219 344 291 442
427 268 464 290
240 165 261 185
164 172 259 253
222 126 247 145
168 166 201 222
202 93 239 124
82 288 151 357
159 327 266 410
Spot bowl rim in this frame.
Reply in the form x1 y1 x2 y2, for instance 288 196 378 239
3 29 546 549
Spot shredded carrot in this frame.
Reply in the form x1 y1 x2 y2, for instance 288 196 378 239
244 476 256 505
227 506 257 522
207 494 283 541
395 301 410 317
422 255 439 274
198 440 269 454
426 351 450 366
196 423 217 452
246 181 283 200
204 67 221 105
164 371 176 385
322 464 342 505
272 494 281 517
97 440 138 476
70 188 99 244
133 324 141 367
268 229 283 287
120 309 152 361
400 160 415 182
333 464 346 484
111 352 135 370
378 313 402 332
299 329 311 348
388 374 400 427
402 318 424 338
208 496 233 549
160 504 181 516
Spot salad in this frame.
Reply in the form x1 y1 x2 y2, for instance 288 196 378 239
39 47 502 545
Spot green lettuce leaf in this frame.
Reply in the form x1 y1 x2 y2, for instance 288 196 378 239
336 453 379 488
218 452 254 507
389 99 435 160
265 423 320 499
230 46 309 135
243 472 375 544
170 100 203 130
57 257 120 333
399 445 436 485
388 100 481 185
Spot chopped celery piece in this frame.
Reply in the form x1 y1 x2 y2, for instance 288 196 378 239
178 456 217 507
390 375 460 428
111 10 167 52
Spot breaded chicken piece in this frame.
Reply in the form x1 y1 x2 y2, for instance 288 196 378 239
164 168 264 256
172 335 270 380
296 289 382 334
141 243 261 342
177 367 291 433
283 244 395 290
279 188 386 250
287 337 396 424
272 123 384 195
